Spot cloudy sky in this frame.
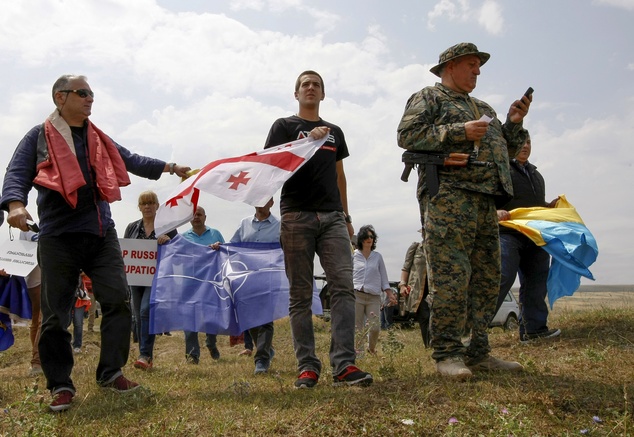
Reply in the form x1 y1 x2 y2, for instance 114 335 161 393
1 0 632 285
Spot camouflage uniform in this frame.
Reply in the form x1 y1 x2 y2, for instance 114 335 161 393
402 241 428 314
402 240 431 347
397 82 527 363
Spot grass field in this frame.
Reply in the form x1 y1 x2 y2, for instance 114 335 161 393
1 291 633 436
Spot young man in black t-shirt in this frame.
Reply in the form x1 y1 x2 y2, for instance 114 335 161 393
264 70 372 388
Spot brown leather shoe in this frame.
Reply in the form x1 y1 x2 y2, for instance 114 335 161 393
467 355 524 372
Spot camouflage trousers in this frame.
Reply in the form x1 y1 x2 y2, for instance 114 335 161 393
420 186 500 363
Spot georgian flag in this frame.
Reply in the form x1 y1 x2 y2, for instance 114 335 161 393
155 136 326 235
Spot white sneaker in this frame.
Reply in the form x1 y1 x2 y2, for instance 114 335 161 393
436 357 473 379
73 347 81 354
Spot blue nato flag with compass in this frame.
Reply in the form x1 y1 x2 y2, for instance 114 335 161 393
149 235 321 335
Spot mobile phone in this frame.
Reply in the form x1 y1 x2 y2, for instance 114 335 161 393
524 87 534 98
26 220 40 233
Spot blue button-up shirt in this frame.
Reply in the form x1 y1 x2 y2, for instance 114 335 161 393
182 226 224 246
229 213 280 243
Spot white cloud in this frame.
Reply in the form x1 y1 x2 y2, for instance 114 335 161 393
267 0 303 11
1 1 632 284
230 0 265 11
478 0 504 35
594 0 634 11
229 0 340 32
0 0 162 66
0 1 342 100
530 112 634 285
427 0 470 30
427 0 504 35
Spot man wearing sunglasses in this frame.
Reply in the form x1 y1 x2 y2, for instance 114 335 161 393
0 74 191 412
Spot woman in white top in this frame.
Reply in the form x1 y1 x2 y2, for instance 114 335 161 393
352 225 397 354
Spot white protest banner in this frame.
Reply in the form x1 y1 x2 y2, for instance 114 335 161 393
119 239 159 287
0 239 38 277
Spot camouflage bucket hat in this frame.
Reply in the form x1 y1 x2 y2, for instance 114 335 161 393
430 42 490 77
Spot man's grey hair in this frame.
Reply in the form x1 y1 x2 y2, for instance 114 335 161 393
51 74 87 104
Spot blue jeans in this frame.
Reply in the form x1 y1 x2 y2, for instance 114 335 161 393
497 232 550 336
130 286 155 359
184 331 217 359
38 228 131 393
380 305 394 330
71 306 85 349
280 211 356 376
249 322 274 363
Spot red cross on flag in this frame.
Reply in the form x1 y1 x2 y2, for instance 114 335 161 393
155 135 327 235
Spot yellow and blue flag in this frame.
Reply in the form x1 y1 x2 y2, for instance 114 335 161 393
499 195 598 308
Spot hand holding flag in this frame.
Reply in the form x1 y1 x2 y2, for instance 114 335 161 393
155 136 326 235
149 236 322 335
499 195 599 307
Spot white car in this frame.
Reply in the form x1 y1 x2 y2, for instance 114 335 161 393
489 290 520 330
317 273 520 331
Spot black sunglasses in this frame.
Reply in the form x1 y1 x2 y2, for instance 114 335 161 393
60 89 94 98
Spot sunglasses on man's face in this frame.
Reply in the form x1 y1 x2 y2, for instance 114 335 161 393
60 89 94 98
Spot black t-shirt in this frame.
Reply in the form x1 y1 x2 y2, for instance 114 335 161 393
264 115 349 214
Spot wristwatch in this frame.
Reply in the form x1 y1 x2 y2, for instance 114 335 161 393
344 214 352 224
169 163 176 175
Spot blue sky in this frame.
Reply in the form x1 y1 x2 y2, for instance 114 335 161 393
1 0 633 285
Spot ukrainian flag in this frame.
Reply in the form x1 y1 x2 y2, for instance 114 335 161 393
499 195 598 308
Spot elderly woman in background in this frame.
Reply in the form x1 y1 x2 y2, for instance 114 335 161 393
352 225 397 355
124 191 176 370
398 229 431 348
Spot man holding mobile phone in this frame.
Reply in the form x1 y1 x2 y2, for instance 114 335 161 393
397 42 531 379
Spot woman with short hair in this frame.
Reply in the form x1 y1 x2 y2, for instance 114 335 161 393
352 225 397 355
123 191 176 370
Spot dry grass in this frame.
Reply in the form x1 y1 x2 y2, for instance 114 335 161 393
1 291 633 436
